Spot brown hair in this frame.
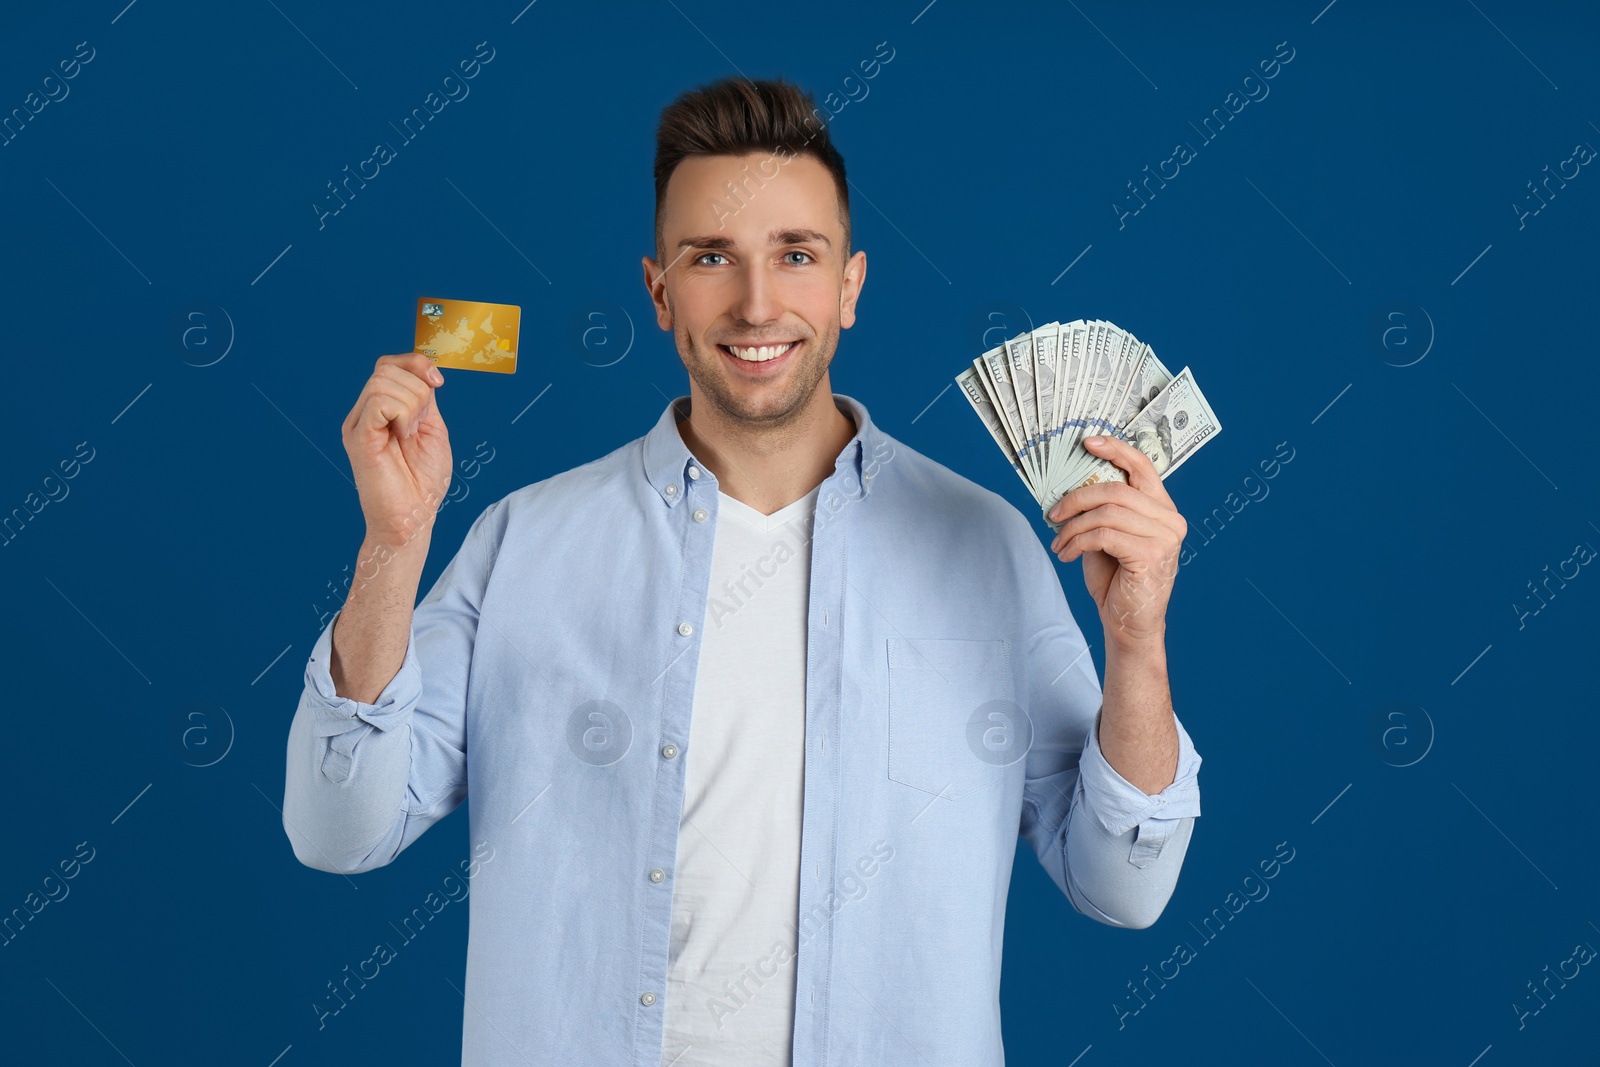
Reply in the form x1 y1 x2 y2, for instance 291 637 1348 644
653 77 850 259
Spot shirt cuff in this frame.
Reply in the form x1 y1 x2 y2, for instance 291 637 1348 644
1078 707 1202 840
305 609 422 740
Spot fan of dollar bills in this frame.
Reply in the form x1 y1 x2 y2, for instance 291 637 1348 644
955 319 1221 533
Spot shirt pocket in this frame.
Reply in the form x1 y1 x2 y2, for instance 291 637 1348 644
886 637 1018 800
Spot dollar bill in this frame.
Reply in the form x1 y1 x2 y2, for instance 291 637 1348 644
957 365 1031 495
1058 365 1221 498
1029 322 1061 477
1005 330 1042 488
1053 340 1174 493
1044 320 1090 495
975 345 1037 493
951 319 1221 531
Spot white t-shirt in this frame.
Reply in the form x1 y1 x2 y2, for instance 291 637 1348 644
660 485 820 1066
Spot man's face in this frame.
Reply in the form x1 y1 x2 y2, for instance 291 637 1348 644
643 151 866 429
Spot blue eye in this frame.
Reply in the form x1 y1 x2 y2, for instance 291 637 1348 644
784 251 813 265
695 252 727 266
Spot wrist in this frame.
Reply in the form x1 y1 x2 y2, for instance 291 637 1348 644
1103 624 1167 661
354 531 431 584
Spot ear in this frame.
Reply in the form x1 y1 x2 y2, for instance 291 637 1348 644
838 250 867 330
641 254 672 330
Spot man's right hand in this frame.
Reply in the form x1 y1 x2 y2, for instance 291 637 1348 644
342 353 453 549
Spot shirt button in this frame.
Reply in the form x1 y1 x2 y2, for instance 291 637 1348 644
661 743 679 759
640 991 658 1007
677 621 694 637
687 465 702 480
692 508 708 523
665 483 679 497
649 868 665 883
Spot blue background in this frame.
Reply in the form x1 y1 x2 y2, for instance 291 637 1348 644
3 0 1596 1063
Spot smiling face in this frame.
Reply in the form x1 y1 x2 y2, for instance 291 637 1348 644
643 151 866 430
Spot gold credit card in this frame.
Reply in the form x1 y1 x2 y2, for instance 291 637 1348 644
414 297 520 373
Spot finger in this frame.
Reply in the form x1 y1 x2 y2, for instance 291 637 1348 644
376 351 446 387
416 382 439 423
410 386 443 436
1082 435 1173 502
356 387 425 438
1050 502 1167 554
1055 525 1147 565
417 390 447 437
373 363 434 408
346 358 439 436
368 359 442 426
1049 483 1190 550
1049 480 1181 535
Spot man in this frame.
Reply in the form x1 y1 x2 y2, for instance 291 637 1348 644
283 77 1201 1066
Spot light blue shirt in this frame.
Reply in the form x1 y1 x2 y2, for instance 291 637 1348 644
282 392 1202 1066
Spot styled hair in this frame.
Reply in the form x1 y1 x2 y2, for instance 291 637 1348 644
653 77 850 259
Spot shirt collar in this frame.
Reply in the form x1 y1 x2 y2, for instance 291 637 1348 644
641 392 881 508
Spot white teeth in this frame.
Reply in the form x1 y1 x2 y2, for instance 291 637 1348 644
726 343 793 362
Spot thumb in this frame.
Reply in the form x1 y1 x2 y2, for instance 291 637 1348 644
418 385 448 435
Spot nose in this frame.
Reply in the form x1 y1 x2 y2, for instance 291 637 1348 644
730 259 781 327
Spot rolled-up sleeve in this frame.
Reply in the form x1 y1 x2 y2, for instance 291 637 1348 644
1077 707 1202 864
282 500 502 875
1015 512 1202 930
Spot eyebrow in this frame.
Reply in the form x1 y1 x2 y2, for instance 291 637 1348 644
677 228 833 251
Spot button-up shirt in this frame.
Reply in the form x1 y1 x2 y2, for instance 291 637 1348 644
282 392 1203 1066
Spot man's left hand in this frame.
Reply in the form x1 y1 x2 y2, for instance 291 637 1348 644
1047 435 1187 647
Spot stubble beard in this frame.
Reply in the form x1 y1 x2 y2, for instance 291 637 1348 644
674 312 840 434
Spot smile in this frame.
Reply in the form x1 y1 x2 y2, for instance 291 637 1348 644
718 341 798 363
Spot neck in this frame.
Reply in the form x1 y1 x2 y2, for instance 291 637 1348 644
675 380 858 516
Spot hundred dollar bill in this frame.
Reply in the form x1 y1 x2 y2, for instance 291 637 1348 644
1061 322 1115 475
1028 322 1061 477
975 345 1036 491
1112 342 1175 436
1048 365 1221 507
1005 330 1043 488
957 365 1034 498
955 317 1220 531
1044 320 1091 495
1084 326 1140 442
1055 340 1174 491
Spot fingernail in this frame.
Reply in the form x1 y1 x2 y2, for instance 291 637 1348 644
1087 436 1105 446
429 368 443 385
